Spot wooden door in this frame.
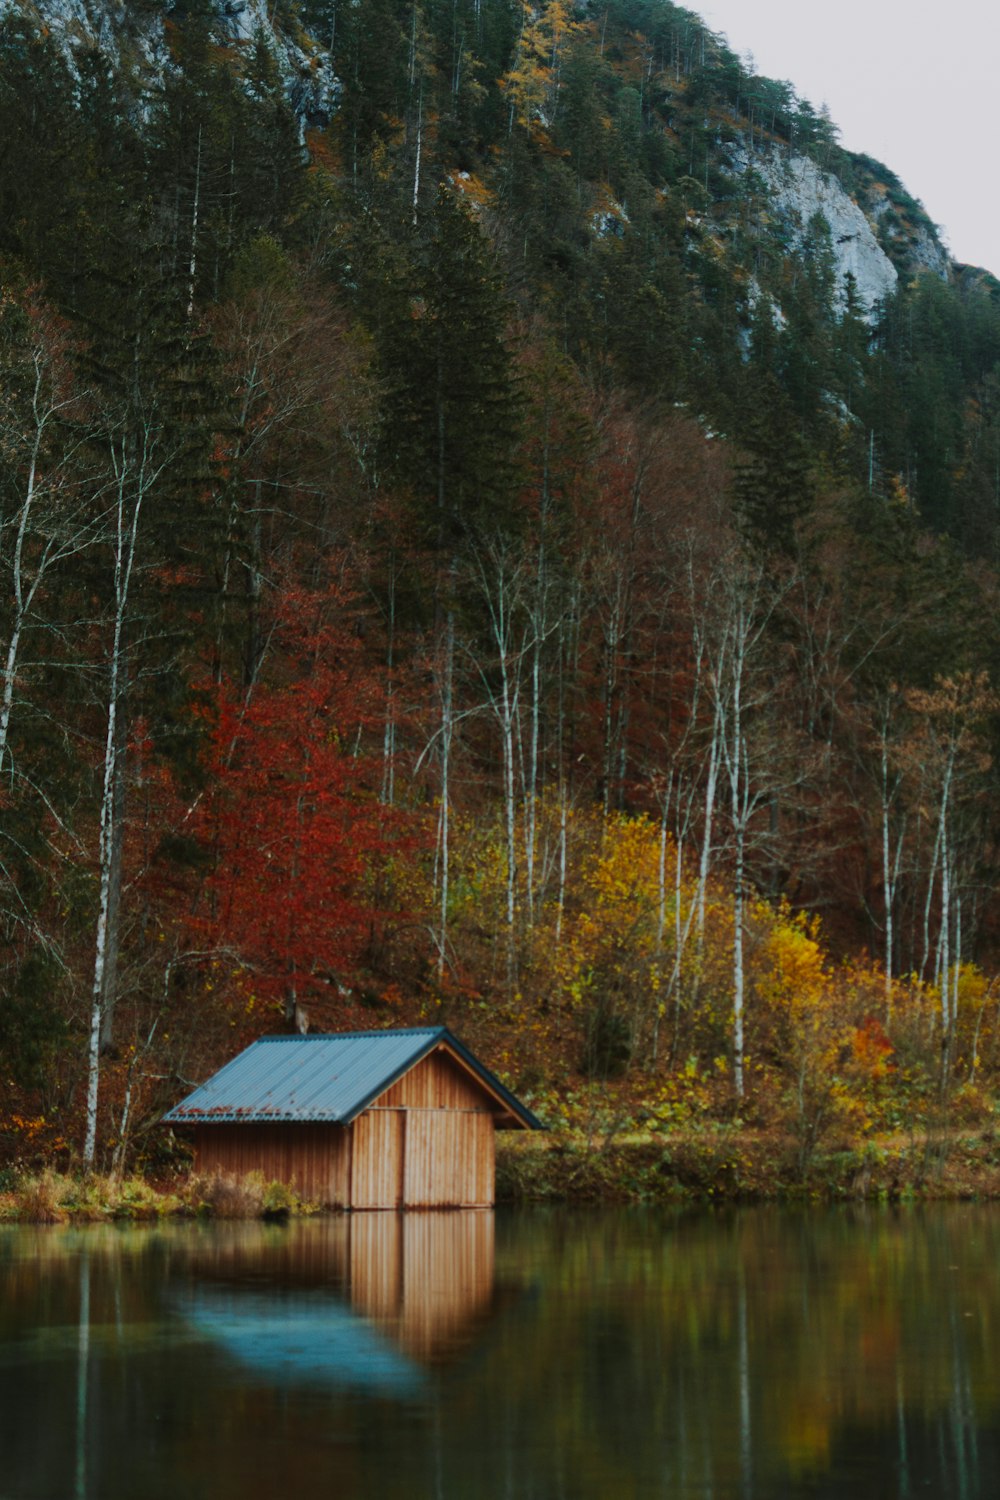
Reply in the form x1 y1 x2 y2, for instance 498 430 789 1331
402 1111 494 1207
351 1109 405 1208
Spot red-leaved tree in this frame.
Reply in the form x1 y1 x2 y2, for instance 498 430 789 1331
191 581 422 1029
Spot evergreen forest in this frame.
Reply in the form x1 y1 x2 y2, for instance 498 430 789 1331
3 0 1000 1181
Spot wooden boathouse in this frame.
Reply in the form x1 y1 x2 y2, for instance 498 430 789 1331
163 1027 542 1209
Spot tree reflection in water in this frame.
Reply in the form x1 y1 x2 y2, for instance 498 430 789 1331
1 1206 999 1499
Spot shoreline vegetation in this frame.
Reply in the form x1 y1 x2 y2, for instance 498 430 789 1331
7 1129 1000 1223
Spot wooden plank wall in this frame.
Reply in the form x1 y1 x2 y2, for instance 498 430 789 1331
352 1050 497 1208
400 1109 494 1207
350 1109 405 1209
192 1123 351 1206
377 1049 492 1111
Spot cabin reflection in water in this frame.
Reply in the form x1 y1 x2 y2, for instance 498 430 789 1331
349 1209 495 1358
181 1211 497 1390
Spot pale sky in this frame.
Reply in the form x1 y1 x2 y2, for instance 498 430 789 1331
699 1 998 276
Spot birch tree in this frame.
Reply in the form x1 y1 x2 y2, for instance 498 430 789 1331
83 416 167 1170
701 548 795 1099
0 286 107 993
0 291 106 773
415 593 465 984
470 536 528 978
903 672 998 1088
872 687 908 1020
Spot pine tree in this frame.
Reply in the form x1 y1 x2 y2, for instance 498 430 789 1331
379 187 522 556
0 16 85 287
734 371 814 555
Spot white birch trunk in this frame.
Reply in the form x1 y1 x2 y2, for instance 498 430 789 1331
656 789 669 952
952 896 962 1038
938 812 950 1012
411 88 423 224
881 734 895 1019
937 754 955 1088
696 704 721 944
435 610 455 982
881 734 893 1016
186 125 203 319
729 671 747 1103
381 562 397 805
524 579 543 927
501 654 518 951
556 777 568 948
83 440 147 1170
0 417 40 773
919 807 943 986
1 358 89 772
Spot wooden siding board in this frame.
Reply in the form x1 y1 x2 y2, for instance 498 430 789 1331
375 1049 492 1112
351 1109 404 1209
192 1123 350 1206
398 1109 494 1208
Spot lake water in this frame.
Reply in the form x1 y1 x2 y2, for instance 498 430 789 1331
1 1205 998 1499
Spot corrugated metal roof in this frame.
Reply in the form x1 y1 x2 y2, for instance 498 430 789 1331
163 1027 543 1129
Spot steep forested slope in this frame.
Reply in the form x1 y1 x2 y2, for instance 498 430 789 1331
2 0 1000 1170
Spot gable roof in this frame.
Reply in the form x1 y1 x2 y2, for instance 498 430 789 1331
163 1027 543 1130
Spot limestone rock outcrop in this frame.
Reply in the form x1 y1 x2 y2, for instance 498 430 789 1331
727 144 899 318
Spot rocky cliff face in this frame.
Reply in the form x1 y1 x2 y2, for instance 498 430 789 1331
727 144 900 319
865 183 951 281
2 0 956 303
0 0 339 127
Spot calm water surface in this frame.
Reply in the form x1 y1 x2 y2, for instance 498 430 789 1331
1 1205 998 1499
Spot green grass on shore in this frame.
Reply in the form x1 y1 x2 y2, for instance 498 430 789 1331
6 1126 1000 1223
495 1126 1000 1205
0 1168 317 1224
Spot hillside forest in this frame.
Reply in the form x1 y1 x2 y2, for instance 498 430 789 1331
3 0 1000 1176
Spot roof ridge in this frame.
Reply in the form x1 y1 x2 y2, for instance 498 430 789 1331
251 1026 447 1043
